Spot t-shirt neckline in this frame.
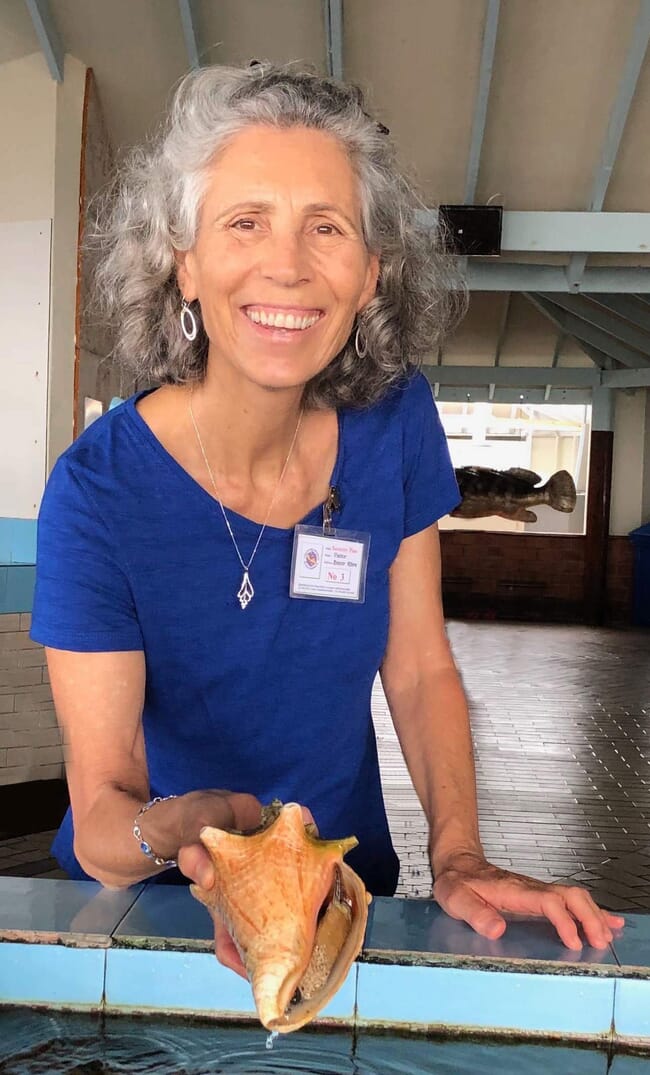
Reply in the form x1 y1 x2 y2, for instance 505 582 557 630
125 388 346 538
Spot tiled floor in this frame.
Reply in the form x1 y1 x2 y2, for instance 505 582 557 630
2 622 650 910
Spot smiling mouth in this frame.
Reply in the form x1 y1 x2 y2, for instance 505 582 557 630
243 306 323 331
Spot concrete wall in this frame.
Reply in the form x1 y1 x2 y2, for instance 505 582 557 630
48 54 86 472
0 52 84 784
611 388 648 536
0 53 55 222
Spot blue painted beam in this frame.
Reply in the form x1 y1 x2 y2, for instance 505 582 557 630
24 0 64 82
422 366 600 388
587 293 650 333
323 0 344 80
568 0 650 284
526 294 646 369
463 264 650 293
464 0 500 202
538 292 650 357
178 0 201 70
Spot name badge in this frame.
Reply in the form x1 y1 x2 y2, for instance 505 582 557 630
290 525 370 603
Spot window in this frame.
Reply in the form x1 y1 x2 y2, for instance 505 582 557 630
438 401 590 535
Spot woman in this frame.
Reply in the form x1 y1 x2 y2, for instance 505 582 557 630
31 64 621 968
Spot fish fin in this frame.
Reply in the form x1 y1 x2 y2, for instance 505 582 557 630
507 508 537 522
503 468 542 485
545 470 577 512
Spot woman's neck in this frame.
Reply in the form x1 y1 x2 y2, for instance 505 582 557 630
186 364 306 486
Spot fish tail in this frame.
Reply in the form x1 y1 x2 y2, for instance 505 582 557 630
545 470 577 513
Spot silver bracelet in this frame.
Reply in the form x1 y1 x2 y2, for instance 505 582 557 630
133 795 178 868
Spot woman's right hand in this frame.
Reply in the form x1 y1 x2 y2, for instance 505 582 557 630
177 789 263 888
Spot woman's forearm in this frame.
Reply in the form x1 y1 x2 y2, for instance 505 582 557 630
74 786 210 888
381 665 484 877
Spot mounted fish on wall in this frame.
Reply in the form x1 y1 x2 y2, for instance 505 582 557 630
191 801 370 1033
452 467 577 523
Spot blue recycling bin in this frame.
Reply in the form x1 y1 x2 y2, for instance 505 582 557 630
629 523 650 627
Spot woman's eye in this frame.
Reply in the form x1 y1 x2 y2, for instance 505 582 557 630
315 223 340 235
231 219 257 230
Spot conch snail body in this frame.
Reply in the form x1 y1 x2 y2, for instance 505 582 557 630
190 801 371 1032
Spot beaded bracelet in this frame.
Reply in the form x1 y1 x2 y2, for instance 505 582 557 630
132 794 178 868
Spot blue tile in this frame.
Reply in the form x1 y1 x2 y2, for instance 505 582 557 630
105 946 357 1027
611 913 650 973
0 519 36 566
356 1032 608 1074
0 877 142 943
105 947 258 1018
610 1056 650 1073
0 526 10 564
357 963 615 1036
0 941 105 1007
114 882 214 945
614 978 650 1040
1 565 36 612
365 897 618 968
9 519 37 564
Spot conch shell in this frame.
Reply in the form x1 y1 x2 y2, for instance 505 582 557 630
190 801 371 1032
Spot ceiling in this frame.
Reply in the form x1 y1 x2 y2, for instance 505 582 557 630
4 0 650 384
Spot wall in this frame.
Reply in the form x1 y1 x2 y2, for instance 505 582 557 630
75 69 127 435
0 614 62 786
610 388 648 536
0 52 85 785
0 53 55 222
48 54 87 472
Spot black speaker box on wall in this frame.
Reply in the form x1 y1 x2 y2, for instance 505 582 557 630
438 205 503 256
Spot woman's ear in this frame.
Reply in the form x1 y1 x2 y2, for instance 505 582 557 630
175 249 199 303
358 252 380 311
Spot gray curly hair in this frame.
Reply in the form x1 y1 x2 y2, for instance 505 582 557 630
93 63 465 408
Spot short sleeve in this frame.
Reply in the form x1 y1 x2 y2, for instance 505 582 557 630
402 373 460 537
30 457 144 652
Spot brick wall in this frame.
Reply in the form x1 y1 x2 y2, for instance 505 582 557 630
0 613 62 786
606 536 635 626
440 531 635 625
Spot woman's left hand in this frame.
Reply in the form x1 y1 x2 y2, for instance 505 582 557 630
433 851 625 950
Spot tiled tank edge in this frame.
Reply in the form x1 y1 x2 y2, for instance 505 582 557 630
103 946 357 1029
362 895 621 975
0 878 144 946
0 941 106 1009
356 962 616 1039
614 977 650 1041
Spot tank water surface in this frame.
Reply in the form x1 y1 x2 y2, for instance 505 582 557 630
0 1011 626 1075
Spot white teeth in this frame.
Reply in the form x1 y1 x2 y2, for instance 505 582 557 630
246 309 320 331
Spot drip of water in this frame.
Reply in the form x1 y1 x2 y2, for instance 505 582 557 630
265 1031 279 1052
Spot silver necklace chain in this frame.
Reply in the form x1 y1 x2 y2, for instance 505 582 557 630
188 388 304 610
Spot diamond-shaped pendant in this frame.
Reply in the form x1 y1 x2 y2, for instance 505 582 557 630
237 570 254 610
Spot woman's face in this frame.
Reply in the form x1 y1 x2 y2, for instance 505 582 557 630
177 125 379 395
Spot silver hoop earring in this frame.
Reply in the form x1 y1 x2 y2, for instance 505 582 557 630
181 299 198 342
355 325 368 359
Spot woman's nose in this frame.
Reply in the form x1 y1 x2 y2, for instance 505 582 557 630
260 232 311 286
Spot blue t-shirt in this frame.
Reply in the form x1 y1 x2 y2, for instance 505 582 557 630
31 372 460 895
